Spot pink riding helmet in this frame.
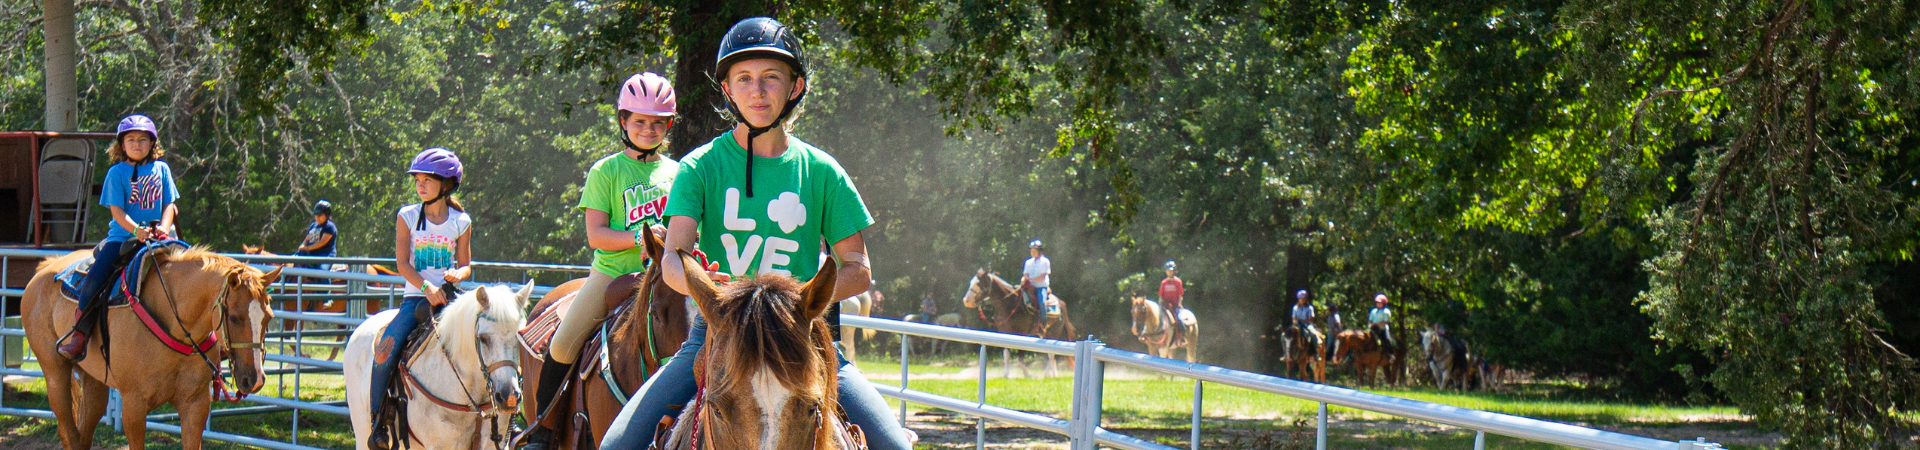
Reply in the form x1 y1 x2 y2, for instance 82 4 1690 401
618 72 676 117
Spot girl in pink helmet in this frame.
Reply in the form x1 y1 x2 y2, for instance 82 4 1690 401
521 72 679 450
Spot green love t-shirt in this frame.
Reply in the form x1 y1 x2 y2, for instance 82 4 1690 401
664 131 873 282
578 152 679 276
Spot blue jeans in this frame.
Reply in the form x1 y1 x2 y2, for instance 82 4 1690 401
600 314 914 450
75 239 131 314
1031 286 1049 312
368 296 442 414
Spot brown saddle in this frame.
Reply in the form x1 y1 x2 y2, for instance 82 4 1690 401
516 273 646 449
520 273 644 356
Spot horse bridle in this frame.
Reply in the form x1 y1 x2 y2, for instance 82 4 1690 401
401 308 521 450
154 264 268 401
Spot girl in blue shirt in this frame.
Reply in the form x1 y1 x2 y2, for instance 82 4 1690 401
56 114 180 361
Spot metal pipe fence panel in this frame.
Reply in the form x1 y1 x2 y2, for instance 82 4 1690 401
0 249 588 449
0 249 1725 450
840 315 1719 450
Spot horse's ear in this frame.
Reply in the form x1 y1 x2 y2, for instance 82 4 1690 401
260 267 284 285
675 250 720 320
515 282 535 309
643 226 665 262
799 256 838 319
476 285 492 309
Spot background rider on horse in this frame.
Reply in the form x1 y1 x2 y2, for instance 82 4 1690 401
1021 239 1053 321
1159 260 1187 344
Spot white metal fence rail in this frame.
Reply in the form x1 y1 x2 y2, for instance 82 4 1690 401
841 315 1726 450
1 247 1725 450
0 248 581 450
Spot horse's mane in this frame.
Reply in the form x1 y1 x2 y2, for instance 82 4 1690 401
711 275 826 392
438 286 526 358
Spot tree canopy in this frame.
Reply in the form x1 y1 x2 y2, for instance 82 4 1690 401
6 0 1916 444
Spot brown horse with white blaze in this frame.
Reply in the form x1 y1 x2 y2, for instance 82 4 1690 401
962 269 1078 376
653 251 865 450
23 246 279 450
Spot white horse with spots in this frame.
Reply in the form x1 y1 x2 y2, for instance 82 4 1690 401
345 284 530 450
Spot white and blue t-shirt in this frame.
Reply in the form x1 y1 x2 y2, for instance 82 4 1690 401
398 204 471 296
100 161 179 241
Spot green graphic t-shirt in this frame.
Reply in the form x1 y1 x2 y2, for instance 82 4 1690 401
665 131 873 283
578 152 680 276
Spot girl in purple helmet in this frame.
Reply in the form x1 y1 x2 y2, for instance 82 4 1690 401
366 147 474 450
54 114 180 361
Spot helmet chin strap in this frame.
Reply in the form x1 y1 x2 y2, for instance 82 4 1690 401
725 102 790 199
416 183 456 231
619 127 662 159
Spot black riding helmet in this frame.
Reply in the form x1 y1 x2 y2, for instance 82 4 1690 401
312 199 333 216
716 17 806 198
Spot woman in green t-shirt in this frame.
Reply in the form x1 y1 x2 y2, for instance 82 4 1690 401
599 17 914 450
523 72 679 450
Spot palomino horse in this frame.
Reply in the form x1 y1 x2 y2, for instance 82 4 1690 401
1279 325 1326 383
962 270 1078 377
838 289 881 362
1330 329 1396 387
516 228 692 449
23 246 279 450
653 251 865 450
1128 297 1198 363
1419 326 1477 391
346 284 531 450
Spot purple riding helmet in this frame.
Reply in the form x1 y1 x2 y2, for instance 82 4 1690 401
405 147 463 230
117 114 159 141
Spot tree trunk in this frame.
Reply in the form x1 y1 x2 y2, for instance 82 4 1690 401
42 0 78 131
668 1 781 158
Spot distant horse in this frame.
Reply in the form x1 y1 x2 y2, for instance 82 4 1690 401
901 311 964 354
516 227 692 449
1420 326 1476 391
24 246 279 450
1331 330 1393 387
1128 296 1198 363
839 289 882 361
1279 325 1326 384
651 251 867 449
963 269 1078 377
346 283 531 450
242 245 393 360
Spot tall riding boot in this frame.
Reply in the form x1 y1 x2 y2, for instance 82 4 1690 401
522 357 574 450
56 309 96 361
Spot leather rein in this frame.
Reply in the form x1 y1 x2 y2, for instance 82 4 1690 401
399 309 520 450
147 261 267 402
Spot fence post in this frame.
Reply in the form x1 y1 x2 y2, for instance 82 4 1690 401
899 331 910 426
107 389 122 431
1068 338 1104 450
1191 380 1203 450
1474 431 1485 450
976 343 987 450
1315 402 1327 450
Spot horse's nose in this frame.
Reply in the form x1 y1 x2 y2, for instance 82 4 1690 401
495 384 521 410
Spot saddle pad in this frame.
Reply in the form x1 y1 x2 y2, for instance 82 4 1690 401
520 291 578 356
57 240 189 306
518 273 645 357
1176 308 1196 325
